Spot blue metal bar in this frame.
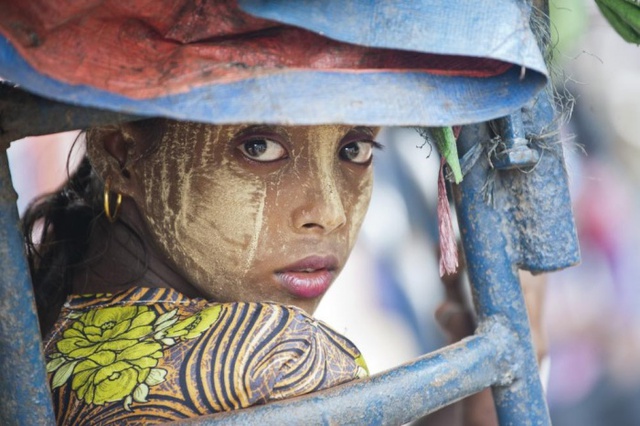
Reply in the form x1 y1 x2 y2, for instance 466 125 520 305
514 92 580 274
174 319 517 425
453 124 551 425
0 83 140 145
0 150 55 425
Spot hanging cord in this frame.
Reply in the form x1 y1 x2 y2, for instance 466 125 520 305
437 156 458 276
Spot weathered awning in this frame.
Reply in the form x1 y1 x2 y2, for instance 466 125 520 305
0 0 548 126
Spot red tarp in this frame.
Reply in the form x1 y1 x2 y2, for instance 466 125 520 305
0 0 511 99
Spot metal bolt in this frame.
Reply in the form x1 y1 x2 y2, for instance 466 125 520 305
491 111 539 170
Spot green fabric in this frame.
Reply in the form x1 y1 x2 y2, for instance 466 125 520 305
432 127 463 183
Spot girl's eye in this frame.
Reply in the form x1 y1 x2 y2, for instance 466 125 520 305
238 138 287 162
339 141 375 164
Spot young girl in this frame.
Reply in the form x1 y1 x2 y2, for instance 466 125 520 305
26 119 381 424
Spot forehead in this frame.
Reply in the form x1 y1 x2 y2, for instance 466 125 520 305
161 122 378 144
283 125 378 141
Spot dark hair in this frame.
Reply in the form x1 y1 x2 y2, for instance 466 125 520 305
23 118 167 335
22 153 102 334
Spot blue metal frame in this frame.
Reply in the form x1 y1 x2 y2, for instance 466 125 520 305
0 151 55 425
0 1 580 424
0 92 579 426
455 123 551 425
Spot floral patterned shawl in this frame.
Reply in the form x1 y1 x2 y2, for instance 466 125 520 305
43 287 367 425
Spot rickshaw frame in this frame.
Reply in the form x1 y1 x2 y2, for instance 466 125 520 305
0 1 577 424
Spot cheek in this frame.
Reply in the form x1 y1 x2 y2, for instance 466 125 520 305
138 126 268 291
177 167 267 285
346 169 373 245
251 175 289 256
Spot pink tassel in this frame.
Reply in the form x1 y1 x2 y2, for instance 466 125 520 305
438 156 459 277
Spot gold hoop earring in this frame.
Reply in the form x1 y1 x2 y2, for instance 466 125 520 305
104 177 122 223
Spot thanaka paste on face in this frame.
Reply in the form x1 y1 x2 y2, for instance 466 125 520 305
132 121 374 312
136 123 263 293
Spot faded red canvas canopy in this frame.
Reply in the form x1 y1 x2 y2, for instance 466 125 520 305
0 1 548 125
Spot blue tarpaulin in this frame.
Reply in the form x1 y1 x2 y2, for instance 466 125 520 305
0 0 548 126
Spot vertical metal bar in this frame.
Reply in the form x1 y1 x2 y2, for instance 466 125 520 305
453 124 551 426
0 149 55 425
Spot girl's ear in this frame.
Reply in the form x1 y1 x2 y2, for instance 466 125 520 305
85 124 140 198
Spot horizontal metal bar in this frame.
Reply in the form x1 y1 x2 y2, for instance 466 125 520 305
0 83 141 148
173 318 516 426
0 150 55 425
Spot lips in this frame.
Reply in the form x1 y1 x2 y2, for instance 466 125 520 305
275 255 338 299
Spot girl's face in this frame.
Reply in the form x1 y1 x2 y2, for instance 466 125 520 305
133 122 379 313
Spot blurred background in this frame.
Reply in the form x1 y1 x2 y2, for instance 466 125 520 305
7 1 640 424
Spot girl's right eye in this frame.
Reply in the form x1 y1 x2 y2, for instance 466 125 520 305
237 138 287 162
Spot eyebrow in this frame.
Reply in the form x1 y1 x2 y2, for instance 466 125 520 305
238 124 377 138
236 124 291 139
351 126 375 136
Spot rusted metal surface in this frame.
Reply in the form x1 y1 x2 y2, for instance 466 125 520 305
0 150 55 425
172 319 518 425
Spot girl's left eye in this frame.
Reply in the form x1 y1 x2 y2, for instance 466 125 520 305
339 141 375 164
238 138 287 162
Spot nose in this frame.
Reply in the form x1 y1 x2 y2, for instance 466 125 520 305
291 175 347 234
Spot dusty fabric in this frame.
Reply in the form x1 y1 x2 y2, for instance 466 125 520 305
44 287 367 425
0 0 511 99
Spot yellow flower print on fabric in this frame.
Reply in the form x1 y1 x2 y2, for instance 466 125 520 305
56 306 156 358
71 341 163 406
47 304 222 411
165 306 222 340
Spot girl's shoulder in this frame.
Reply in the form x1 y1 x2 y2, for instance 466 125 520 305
43 287 367 425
